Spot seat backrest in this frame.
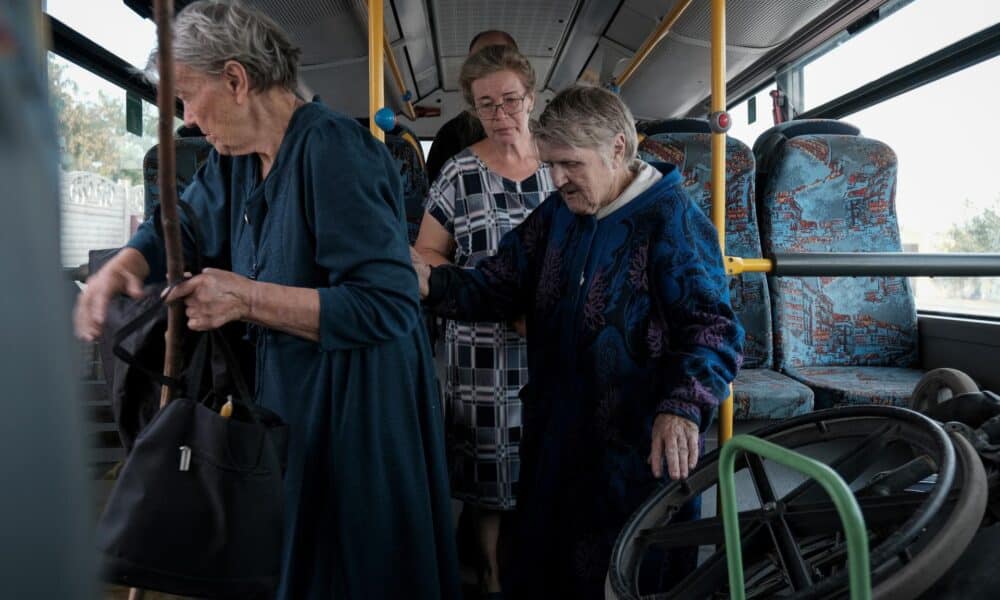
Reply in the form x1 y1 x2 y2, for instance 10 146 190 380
357 119 429 244
754 119 918 370
752 119 860 208
385 124 429 245
637 119 772 369
142 135 213 218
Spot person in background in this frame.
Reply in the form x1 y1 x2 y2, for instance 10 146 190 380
414 44 555 597
411 85 743 599
74 3 459 599
424 30 518 184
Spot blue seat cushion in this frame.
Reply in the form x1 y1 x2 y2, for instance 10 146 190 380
733 368 814 420
785 366 924 410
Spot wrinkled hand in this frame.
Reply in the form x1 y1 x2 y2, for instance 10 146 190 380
410 247 430 299
165 268 253 331
649 413 699 480
74 264 145 341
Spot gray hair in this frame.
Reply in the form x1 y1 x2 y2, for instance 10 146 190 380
459 45 536 108
145 1 301 91
532 85 641 172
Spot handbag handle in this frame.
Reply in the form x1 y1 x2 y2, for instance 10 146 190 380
110 195 207 387
112 198 253 403
112 290 256 409
111 286 185 390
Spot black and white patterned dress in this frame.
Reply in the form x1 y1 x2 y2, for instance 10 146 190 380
425 147 555 509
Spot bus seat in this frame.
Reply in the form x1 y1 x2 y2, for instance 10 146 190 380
754 119 923 409
357 119 429 245
752 119 860 206
142 131 213 218
638 119 814 420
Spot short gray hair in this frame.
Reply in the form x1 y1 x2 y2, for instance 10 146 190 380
532 85 640 172
459 45 536 108
146 1 301 91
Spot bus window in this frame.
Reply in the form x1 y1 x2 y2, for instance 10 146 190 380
45 0 156 69
843 55 1000 318
774 0 1000 318
727 85 777 146
49 52 178 268
797 0 1000 113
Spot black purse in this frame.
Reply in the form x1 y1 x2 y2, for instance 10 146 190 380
97 326 285 598
95 202 286 598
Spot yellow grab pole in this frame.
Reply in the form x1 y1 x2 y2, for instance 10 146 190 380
384 37 416 121
368 0 384 141
710 0 734 445
614 0 693 88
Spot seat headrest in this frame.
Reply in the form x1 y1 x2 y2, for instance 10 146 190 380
636 118 712 136
355 117 425 165
753 119 860 156
753 119 862 194
175 124 204 138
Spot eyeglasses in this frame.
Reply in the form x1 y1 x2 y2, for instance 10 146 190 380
474 94 528 119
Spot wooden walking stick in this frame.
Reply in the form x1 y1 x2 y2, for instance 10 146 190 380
154 0 184 410
129 1 179 597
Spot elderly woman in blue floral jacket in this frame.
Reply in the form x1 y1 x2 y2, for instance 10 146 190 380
412 84 744 599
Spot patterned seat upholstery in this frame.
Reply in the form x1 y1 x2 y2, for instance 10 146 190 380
385 124 428 244
755 119 923 409
638 119 813 419
142 133 213 218
357 119 429 244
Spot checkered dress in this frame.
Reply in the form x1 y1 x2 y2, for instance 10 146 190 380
426 148 555 509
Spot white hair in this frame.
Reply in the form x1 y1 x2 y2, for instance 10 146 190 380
145 0 301 91
532 84 641 172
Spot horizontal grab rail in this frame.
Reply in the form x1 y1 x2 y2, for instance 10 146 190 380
769 252 1000 277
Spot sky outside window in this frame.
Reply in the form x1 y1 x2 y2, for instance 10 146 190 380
45 0 157 70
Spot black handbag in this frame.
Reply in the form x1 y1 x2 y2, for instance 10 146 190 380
96 300 286 598
95 202 286 598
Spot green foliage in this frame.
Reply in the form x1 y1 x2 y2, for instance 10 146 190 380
48 55 161 186
939 199 1000 300
943 201 1000 253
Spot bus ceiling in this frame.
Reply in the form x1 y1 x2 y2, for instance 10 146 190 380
119 0 896 135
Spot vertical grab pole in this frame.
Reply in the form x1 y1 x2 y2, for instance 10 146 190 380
154 0 184 409
710 0 734 444
368 0 385 142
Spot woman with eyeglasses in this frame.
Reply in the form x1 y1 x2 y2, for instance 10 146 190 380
414 44 555 598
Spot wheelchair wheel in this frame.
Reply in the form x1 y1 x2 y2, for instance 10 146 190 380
607 406 977 599
870 429 987 599
909 368 979 413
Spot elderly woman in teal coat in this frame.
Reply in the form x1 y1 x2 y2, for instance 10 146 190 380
74 2 459 599
412 85 744 599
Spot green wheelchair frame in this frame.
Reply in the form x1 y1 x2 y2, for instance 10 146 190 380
718 434 872 600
